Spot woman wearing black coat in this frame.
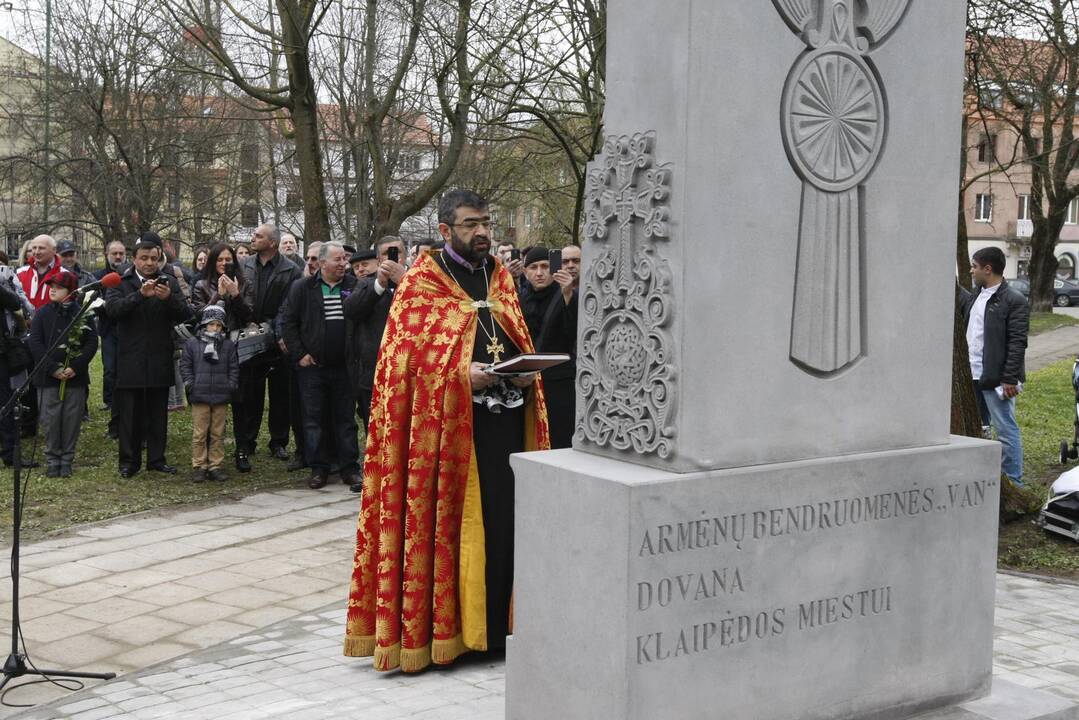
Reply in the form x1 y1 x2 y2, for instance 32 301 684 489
191 243 254 332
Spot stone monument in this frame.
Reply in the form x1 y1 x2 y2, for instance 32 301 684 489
505 2 1065 719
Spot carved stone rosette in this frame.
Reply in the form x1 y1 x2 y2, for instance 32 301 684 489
775 0 910 376
576 132 677 459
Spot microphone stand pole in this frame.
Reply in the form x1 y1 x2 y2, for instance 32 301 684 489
0 296 115 692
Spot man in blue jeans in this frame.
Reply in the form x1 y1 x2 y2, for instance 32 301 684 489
961 247 1029 486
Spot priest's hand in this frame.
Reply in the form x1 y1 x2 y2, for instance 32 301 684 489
299 353 317 368
509 373 537 389
470 362 497 391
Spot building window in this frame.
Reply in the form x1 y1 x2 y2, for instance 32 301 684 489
1059 253 1077 280
399 153 420 174
285 190 302 212
523 207 533 228
975 193 992 222
168 187 180 213
977 135 996 164
1018 194 1031 221
240 143 259 172
507 208 517 229
1068 198 1079 225
240 205 259 227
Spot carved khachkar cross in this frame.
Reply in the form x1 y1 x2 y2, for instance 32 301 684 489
775 0 910 375
577 133 676 459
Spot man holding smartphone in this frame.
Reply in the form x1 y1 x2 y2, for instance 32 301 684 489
345 236 407 443
105 235 193 477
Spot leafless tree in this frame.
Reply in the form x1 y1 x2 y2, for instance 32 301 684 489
967 0 1079 311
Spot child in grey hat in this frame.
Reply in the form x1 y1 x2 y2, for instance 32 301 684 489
179 305 238 482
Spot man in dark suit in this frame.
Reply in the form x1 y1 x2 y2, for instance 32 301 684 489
346 236 406 441
236 223 302 472
105 236 193 477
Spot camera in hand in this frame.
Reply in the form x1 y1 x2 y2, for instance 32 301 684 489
387 247 400 263
224 262 236 280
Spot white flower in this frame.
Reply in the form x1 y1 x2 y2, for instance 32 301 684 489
89 297 106 311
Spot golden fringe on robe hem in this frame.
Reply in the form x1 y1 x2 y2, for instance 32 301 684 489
400 646 432 673
374 643 401 672
343 635 375 658
433 634 469 665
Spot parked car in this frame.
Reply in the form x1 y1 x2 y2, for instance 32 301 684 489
1002 277 1079 306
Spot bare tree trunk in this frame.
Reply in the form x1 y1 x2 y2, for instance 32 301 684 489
952 284 982 437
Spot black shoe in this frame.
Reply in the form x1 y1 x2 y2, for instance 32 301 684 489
269 446 290 461
192 469 206 483
3 459 38 469
148 464 178 475
45 466 60 478
307 471 329 489
208 468 227 482
236 453 252 473
287 455 307 472
349 480 363 493
60 465 72 478
119 466 139 478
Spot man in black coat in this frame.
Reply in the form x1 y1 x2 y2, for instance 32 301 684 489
346 236 406 433
235 223 302 472
105 238 193 477
959 246 1029 486
95 240 129 437
281 242 361 489
536 244 580 449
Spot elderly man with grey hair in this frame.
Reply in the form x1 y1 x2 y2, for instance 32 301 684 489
280 241 361 489
16 235 67 309
233 222 303 472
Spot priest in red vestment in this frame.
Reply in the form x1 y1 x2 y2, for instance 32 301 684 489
344 189 550 673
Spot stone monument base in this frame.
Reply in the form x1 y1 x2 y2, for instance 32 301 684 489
506 437 1001 720
914 679 1079 719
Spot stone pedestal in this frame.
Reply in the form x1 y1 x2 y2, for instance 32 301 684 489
506 438 1001 720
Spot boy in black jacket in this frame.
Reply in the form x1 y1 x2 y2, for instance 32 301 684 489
27 272 98 477
180 305 239 483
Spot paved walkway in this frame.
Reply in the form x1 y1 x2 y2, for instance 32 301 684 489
0 483 359 714
1027 309 1079 372
1 489 1079 718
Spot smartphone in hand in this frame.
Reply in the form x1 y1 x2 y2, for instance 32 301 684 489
549 249 562 274
387 247 400 263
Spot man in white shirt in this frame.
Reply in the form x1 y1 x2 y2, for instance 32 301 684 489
960 247 1029 486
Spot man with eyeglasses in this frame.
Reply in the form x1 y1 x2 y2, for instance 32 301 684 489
344 189 550 673
234 223 302 473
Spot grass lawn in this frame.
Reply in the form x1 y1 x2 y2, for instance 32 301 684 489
0 355 324 544
999 356 1079 578
1029 311 1079 336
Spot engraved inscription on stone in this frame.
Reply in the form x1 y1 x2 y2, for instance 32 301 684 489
577 132 677 459
629 473 995 667
775 0 910 376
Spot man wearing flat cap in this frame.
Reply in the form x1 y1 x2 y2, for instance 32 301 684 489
350 249 379 280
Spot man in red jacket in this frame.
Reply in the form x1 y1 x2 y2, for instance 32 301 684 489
16 235 67 309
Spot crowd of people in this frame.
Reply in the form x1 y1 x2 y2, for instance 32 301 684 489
0 202 581 491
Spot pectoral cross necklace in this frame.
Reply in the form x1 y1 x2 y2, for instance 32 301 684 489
440 255 505 363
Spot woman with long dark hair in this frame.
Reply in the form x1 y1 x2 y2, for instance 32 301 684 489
191 243 253 331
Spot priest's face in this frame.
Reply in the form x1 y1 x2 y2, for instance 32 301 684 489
441 206 492 265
